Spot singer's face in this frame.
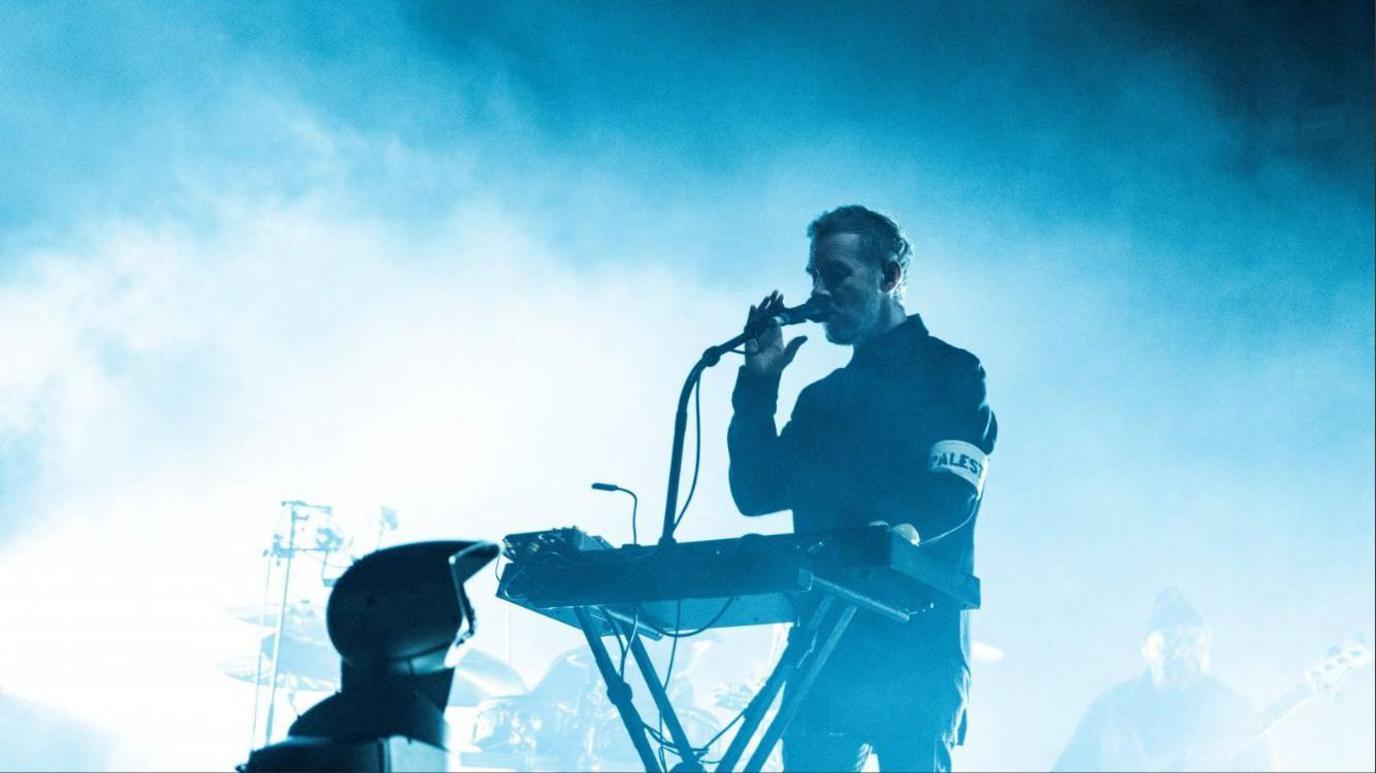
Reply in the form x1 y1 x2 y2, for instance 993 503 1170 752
807 232 884 346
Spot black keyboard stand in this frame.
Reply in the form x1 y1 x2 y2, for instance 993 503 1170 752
573 606 666 771
572 570 910 772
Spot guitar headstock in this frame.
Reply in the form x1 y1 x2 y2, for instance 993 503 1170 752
1303 642 1371 695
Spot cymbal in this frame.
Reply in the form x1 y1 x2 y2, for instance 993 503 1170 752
229 603 330 646
971 640 1004 664
448 648 528 706
221 643 526 705
218 656 337 692
229 601 324 626
256 634 341 685
529 649 599 700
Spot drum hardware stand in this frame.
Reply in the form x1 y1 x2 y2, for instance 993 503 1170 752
574 607 664 772
251 500 336 751
573 571 910 772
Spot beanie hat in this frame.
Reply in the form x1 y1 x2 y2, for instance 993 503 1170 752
1144 586 1208 637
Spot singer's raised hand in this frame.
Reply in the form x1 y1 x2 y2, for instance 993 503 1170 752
743 290 807 377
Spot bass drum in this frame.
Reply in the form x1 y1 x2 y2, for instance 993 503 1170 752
469 694 590 771
590 706 724 772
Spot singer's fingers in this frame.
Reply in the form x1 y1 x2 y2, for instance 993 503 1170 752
749 293 782 322
781 336 807 365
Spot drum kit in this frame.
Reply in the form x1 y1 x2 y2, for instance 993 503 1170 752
222 609 1004 772
222 500 693 771
461 649 732 772
224 502 1005 771
219 603 528 701
219 601 713 772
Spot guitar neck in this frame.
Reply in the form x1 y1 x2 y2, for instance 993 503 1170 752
1213 682 1313 764
1199 642 1370 769
1252 682 1313 738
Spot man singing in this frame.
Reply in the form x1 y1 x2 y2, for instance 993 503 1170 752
729 205 998 772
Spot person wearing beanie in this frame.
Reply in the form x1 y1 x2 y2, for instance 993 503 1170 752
1052 588 1276 772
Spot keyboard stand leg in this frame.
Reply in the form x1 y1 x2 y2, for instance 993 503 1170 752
715 596 837 772
741 600 857 772
615 617 703 771
573 606 663 773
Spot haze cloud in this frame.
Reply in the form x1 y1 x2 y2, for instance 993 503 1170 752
0 2 1370 770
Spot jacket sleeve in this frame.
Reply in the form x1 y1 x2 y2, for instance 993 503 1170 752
918 351 998 536
727 367 794 516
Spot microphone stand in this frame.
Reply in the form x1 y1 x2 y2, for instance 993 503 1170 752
659 329 756 546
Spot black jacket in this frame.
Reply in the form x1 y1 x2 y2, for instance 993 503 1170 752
728 313 997 682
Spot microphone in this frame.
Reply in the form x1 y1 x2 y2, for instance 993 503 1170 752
755 296 832 331
591 482 640 544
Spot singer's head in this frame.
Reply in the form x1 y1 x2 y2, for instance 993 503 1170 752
806 205 911 346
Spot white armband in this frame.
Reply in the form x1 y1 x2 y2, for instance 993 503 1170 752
927 440 989 496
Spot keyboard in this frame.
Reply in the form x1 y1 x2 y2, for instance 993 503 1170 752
496 525 979 636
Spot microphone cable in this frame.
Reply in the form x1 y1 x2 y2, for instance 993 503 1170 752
915 500 980 549
673 374 703 530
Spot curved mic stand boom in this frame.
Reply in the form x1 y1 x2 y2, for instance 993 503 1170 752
659 329 757 546
660 297 828 545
